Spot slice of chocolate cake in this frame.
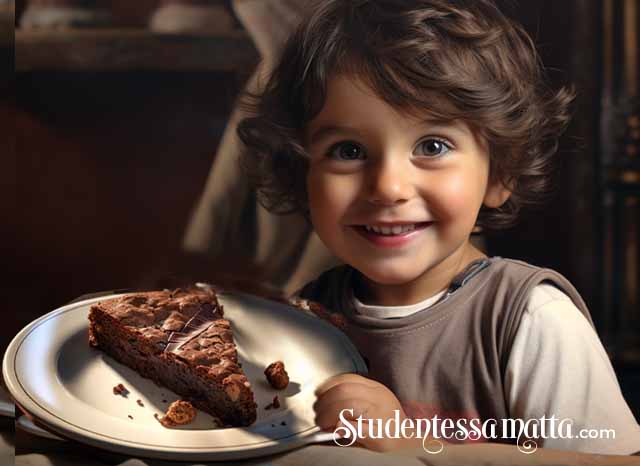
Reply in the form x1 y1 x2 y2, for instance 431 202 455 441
88 288 257 427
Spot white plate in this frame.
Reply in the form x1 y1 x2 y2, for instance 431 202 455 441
3 292 367 461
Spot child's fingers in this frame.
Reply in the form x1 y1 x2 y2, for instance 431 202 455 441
315 373 378 396
314 397 374 431
313 382 379 430
313 381 374 412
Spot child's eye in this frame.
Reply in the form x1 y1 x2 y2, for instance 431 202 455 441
414 138 452 158
326 141 366 161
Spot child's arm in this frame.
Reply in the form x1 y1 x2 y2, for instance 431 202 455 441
504 284 640 454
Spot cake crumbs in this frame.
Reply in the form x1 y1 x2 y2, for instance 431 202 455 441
113 383 129 397
264 395 281 410
155 400 197 427
128 415 133 420
264 361 289 389
136 399 144 407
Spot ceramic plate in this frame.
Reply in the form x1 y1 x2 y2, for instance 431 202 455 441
3 292 366 461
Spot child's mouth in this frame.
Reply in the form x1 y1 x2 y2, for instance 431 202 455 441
352 222 433 248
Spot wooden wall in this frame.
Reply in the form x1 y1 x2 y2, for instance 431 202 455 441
15 1 174 27
3 71 242 352
487 0 602 323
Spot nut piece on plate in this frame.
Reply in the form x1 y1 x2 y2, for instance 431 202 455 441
264 361 289 389
155 400 197 427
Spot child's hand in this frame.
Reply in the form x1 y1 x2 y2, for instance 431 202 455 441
313 373 411 452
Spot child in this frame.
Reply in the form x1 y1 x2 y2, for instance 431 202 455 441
237 0 640 457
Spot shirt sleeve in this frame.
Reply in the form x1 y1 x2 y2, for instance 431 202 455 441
504 283 640 455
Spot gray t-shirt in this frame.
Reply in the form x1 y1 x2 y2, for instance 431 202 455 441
300 257 599 444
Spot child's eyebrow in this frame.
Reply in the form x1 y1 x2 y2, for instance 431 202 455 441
307 125 364 146
418 118 471 136
419 117 459 129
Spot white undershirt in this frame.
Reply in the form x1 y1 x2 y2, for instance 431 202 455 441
353 289 447 318
353 284 640 455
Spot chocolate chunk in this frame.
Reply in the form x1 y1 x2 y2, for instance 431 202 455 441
264 361 289 390
201 302 214 313
113 383 129 397
264 395 281 410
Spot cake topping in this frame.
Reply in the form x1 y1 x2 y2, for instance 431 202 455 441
162 311 188 332
138 326 168 346
222 373 249 402
164 301 225 354
100 289 239 367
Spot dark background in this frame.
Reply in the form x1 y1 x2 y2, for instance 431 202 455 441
3 0 639 418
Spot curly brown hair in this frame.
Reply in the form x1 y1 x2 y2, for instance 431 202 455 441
237 0 575 231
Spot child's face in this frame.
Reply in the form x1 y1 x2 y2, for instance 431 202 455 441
304 74 509 302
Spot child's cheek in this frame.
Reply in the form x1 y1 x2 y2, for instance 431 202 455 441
306 171 357 219
430 173 484 220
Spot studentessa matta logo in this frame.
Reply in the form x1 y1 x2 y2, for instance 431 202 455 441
332 409 616 454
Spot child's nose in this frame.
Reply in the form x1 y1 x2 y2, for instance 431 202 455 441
365 159 415 205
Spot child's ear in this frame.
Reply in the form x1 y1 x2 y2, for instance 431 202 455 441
483 178 512 208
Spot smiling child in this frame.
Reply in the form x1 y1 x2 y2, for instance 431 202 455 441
236 0 640 457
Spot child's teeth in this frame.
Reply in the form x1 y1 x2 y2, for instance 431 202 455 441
364 224 417 235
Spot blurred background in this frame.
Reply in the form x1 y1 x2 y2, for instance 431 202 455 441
2 0 639 418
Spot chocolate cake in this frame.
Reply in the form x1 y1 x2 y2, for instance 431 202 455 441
88 288 257 427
